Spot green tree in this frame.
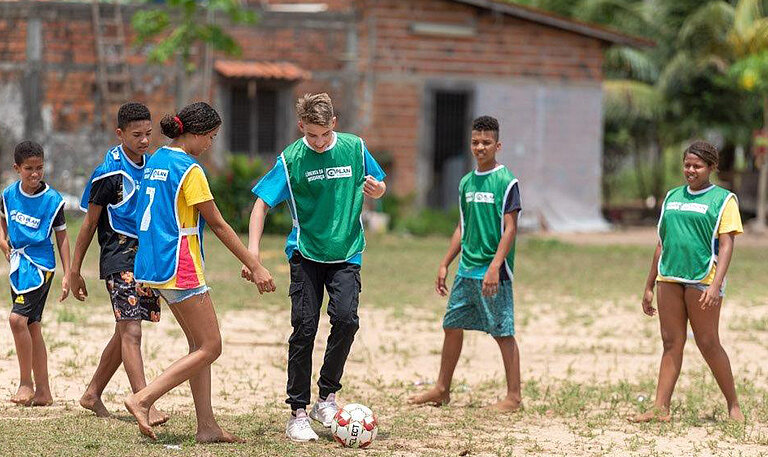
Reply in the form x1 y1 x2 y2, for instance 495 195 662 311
672 0 768 229
132 0 257 104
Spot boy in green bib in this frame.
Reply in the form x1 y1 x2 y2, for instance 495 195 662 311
633 141 744 423
246 93 386 442
410 116 522 411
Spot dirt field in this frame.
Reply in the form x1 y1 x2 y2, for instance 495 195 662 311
0 231 766 456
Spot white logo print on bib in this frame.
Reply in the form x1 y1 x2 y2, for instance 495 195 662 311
10 210 41 229
466 192 495 204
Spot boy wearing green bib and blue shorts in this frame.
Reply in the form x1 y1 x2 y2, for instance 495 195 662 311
246 93 386 442
410 116 522 411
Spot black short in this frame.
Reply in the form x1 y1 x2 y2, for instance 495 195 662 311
10 271 54 325
105 271 161 322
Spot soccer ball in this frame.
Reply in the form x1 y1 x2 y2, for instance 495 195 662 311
331 403 378 448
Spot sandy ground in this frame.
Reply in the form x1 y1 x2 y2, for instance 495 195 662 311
0 287 766 456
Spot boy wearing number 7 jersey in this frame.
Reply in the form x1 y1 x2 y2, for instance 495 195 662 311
68 103 168 425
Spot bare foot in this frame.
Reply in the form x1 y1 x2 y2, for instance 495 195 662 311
629 407 670 423
408 387 450 406
196 427 245 443
149 406 170 426
10 384 34 406
30 393 53 407
486 398 521 412
729 405 745 423
80 393 111 418
124 394 156 440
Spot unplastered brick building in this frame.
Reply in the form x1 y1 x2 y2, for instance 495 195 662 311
0 0 648 230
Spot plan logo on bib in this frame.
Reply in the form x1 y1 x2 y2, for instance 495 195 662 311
148 169 169 182
666 202 708 214
465 192 495 204
326 166 352 179
305 166 353 182
9 210 41 229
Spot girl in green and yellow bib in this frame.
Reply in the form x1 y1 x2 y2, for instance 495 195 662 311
633 141 744 423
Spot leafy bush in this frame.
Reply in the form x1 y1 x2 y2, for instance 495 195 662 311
208 155 293 234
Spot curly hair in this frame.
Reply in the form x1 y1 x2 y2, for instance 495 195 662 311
296 93 334 127
472 115 500 141
14 140 44 165
160 102 221 139
117 102 151 130
684 140 719 168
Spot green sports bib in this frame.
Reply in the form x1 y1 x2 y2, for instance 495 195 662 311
458 165 518 278
282 132 366 263
658 185 733 282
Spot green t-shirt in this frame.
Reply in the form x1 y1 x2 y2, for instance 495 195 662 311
457 165 520 279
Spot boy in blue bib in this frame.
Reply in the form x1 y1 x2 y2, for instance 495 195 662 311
68 103 167 425
0 141 71 406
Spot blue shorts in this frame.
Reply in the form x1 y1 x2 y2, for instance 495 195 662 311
685 282 725 297
443 276 515 337
153 285 210 305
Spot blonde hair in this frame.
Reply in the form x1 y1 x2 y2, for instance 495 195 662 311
296 93 334 127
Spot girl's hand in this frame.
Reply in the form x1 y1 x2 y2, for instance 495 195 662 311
642 288 656 316
248 262 276 294
60 274 70 302
435 265 449 296
699 284 721 310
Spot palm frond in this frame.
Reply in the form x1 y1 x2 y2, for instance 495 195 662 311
734 0 763 35
604 80 665 123
678 1 734 55
604 46 660 81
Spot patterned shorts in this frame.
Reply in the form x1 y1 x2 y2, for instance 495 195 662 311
105 271 161 322
443 276 515 337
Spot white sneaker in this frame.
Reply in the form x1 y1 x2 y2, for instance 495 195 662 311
286 409 319 442
309 393 339 428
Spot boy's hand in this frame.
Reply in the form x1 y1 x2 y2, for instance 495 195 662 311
60 274 70 302
248 263 276 294
363 176 385 199
482 267 500 297
69 272 89 301
435 265 449 296
0 239 9 262
641 288 656 316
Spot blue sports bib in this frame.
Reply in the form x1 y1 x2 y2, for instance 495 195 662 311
80 145 148 238
2 182 64 293
134 147 206 284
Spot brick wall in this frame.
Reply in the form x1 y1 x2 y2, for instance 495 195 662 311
0 0 611 206
356 0 606 196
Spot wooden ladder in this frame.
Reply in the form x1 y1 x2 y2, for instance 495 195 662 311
92 0 131 121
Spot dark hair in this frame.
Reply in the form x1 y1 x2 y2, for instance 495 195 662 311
472 115 500 140
160 102 221 139
117 102 151 130
14 140 44 165
684 140 719 168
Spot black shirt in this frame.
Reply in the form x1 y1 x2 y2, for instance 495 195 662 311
88 175 139 279
0 181 66 230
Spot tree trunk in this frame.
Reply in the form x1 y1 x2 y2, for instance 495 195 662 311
756 95 768 233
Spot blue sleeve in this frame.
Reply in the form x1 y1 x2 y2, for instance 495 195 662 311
363 144 386 181
252 158 290 208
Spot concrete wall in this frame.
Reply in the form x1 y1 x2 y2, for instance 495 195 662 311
476 80 608 231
